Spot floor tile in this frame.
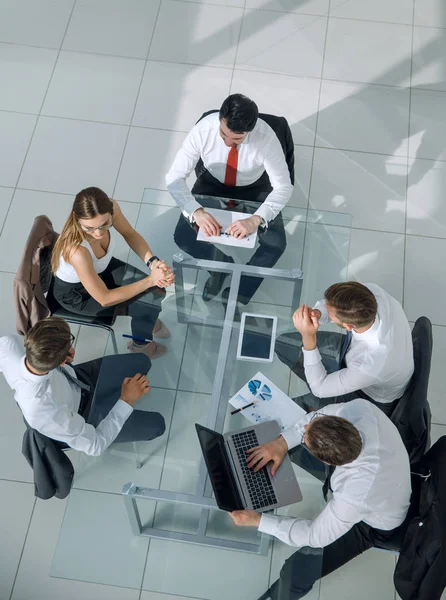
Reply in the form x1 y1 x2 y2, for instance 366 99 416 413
323 18 412 86
412 26 446 92
143 537 271 600
149 0 243 68
0 271 19 336
141 593 197 600
0 372 35 482
246 0 329 15
114 127 186 202
0 43 57 113
347 229 405 303
409 89 446 161
0 0 73 48
0 111 36 187
134 61 232 132
309 148 407 233
316 80 410 156
62 0 161 58
51 489 150 588
407 158 446 237
0 186 13 230
0 480 35 600
230 70 320 147
42 51 145 124
290 145 314 207
12 496 141 600
330 0 414 25
414 0 446 28
73 388 175 494
404 235 446 325
320 547 396 599
19 116 128 195
236 9 327 78
429 326 446 425
0 189 74 273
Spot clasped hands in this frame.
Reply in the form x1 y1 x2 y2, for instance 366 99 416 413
150 260 175 289
292 304 321 350
194 208 261 239
229 435 288 529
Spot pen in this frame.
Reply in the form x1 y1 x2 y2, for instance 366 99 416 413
231 401 256 415
122 334 151 344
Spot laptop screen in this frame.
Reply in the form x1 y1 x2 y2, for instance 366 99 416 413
195 424 244 512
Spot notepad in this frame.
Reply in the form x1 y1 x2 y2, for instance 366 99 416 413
196 208 257 249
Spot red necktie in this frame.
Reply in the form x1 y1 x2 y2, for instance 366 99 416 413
224 144 238 187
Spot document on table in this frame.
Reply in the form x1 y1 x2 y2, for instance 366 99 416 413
196 208 257 249
229 372 306 431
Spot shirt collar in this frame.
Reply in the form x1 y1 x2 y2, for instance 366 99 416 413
20 356 52 383
352 314 380 342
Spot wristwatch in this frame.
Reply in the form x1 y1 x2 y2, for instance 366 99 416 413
146 255 160 270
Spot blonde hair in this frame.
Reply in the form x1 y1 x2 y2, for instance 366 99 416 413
51 187 114 273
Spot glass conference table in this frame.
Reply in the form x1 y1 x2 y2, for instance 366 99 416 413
51 190 352 599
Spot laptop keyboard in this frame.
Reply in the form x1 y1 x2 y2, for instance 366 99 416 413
232 429 278 510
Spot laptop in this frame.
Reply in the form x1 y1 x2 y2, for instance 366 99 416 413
196 420 302 512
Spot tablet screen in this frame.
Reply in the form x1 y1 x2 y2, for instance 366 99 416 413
240 316 275 360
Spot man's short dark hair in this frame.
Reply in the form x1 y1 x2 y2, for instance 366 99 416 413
306 416 363 466
24 316 72 372
324 281 378 328
219 94 259 133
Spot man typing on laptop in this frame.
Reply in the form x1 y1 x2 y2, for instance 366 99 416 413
230 399 411 600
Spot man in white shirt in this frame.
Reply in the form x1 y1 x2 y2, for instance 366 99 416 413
230 399 412 600
166 93 294 304
0 316 165 456
275 281 414 416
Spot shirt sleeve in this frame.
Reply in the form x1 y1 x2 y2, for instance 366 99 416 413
302 348 379 398
165 126 202 219
258 496 363 549
313 299 330 325
28 399 133 456
254 134 293 223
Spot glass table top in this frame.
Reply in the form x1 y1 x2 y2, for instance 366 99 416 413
51 189 352 599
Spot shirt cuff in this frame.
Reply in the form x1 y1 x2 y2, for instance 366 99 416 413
254 204 273 224
113 399 134 419
281 428 302 450
184 199 202 221
303 347 322 366
259 513 282 536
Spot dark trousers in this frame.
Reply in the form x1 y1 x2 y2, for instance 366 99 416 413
173 168 287 303
52 257 165 341
267 521 398 600
73 354 165 444
275 330 397 417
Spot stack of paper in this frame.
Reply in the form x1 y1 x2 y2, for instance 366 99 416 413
196 208 257 248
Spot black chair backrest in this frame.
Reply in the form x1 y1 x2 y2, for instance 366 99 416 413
391 317 433 464
196 109 295 184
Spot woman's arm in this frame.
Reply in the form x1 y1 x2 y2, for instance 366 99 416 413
70 247 154 307
111 199 156 265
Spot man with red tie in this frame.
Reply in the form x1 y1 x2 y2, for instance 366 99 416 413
165 94 294 304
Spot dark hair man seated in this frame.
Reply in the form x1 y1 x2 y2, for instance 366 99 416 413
230 399 411 600
166 93 294 305
276 281 414 416
0 316 165 456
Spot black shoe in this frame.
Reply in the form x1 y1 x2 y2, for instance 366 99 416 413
202 272 229 302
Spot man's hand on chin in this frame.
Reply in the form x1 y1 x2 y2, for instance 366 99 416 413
229 510 261 527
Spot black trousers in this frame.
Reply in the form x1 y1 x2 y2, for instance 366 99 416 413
173 168 287 303
267 521 398 600
52 257 165 341
72 354 165 444
275 330 397 417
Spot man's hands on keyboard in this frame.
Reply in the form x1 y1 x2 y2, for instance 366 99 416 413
246 435 288 476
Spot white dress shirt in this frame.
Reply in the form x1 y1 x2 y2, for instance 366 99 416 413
303 283 414 403
0 335 132 456
165 112 293 223
259 399 411 549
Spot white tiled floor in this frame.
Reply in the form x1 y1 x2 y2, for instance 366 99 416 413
1 0 446 599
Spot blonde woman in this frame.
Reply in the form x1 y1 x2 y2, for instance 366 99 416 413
51 187 174 359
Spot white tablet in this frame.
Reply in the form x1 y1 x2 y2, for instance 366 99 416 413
236 313 278 363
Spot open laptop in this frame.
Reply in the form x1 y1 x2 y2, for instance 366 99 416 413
196 420 302 512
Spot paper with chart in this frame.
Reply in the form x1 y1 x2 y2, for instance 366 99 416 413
229 372 306 431
196 208 257 249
